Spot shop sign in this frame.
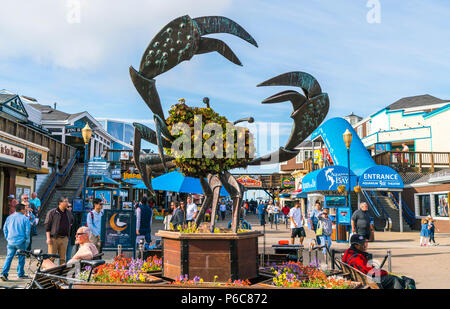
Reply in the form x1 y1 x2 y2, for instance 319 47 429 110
95 190 112 210
122 172 142 184
101 210 136 251
236 175 262 187
281 176 295 188
0 140 26 164
337 207 352 225
120 152 130 160
111 168 121 179
64 126 82 135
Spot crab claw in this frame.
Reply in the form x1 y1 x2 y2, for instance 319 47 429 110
249 72 329 166
137 15 257 80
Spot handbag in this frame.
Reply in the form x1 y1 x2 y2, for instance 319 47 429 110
316 220 323 236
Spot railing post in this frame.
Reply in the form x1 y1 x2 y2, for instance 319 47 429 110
431 153 435 173
419 153 423 173
399 192 403 233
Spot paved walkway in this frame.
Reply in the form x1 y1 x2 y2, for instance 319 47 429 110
1 212 449 288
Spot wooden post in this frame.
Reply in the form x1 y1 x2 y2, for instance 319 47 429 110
419 153 423 173
431 153 435 173
399 192 403 233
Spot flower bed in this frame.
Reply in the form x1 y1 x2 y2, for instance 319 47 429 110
78 255 162 284
264 262 359 289
170 275 251 287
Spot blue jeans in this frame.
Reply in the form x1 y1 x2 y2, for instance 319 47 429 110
2 242 27 277
66 242 73 262
319 235 332 255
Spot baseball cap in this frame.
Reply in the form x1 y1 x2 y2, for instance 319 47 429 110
350 234 367 246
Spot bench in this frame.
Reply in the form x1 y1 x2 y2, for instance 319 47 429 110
335 259 380 289
34 259 105 289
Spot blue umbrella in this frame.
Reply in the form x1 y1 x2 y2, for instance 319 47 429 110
134 170 229 196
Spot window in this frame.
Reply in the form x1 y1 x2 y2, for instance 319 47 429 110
124 124 134 145
434 194 449 217
418 195 431 217
357 126 363 138
108 121 124 141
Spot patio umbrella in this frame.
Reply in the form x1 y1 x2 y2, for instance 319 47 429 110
151 170 230 196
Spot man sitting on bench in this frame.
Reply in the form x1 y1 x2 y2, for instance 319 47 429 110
343 234 415 289
42 227 98 269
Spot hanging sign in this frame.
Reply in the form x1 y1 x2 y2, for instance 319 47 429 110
236 175 262 187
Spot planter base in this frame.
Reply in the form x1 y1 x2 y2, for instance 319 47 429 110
156 230 262 282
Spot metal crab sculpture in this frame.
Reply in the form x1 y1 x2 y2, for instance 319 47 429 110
129 15 329 233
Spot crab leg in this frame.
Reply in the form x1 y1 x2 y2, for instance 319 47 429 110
197 37 243 66
195 174 222 231
219 171 244 233
249 71 329 165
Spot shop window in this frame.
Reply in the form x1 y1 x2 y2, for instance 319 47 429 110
418 195 431 217
434 194 449 217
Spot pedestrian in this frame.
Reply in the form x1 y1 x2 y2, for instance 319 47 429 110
87 198 103 252
317 208 333 255
419 218 430 246
185 197 198 224
309 201 322 245
66 202 82 262
170 201 185 229
281 203 290 225
24 203 36 251
21 194 36 247
289 201 306 245
243 200 249 217
427 216 439 246
351 202 373 241
29 192 41 236
266 201 274 227
7 195 19 216
1 203 31 281
272 202 280 225
45 196 74 265
136 195 152 243
219 200 227 221
164 204 174 230
256 200 266 226
343 234 416 289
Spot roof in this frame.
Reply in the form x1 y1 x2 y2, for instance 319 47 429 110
29 103 73 121
409 169 450 186
0 94 17 104
344 112 362 118
386 95 448 111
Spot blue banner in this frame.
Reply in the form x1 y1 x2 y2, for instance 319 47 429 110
337 207 352 225
302 165 357 192
359 165 404 189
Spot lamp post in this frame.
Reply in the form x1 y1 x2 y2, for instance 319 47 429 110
82 123 93 209
343 129 353 208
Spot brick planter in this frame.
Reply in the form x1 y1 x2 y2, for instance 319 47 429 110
155 230 263 282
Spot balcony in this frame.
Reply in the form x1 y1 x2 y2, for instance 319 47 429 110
373 151 450 173
0 116 75 169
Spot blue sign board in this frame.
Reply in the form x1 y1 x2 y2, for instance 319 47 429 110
302 165 357 192
359 165 404 189
337 207 352 225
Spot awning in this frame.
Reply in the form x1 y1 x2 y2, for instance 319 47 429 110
358 165 403 190
151 170 230 196
91 176 120 186
301 165 357 193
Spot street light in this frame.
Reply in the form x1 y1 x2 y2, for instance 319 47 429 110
343 129 352 208
82 123 93 210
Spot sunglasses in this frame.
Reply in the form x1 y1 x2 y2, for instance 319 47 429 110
76 233 87 236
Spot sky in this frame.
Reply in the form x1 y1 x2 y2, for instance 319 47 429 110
1 0 450 181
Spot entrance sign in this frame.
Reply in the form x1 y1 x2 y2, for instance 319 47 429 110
359 165 403 189
101 210 136 251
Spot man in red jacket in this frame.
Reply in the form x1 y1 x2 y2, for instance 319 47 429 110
343 234 415 289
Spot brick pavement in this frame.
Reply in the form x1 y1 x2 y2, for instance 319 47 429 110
1 212 448 288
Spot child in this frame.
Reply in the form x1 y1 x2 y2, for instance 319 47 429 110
420 218 429 246
163 207 174 230
427 216 439 246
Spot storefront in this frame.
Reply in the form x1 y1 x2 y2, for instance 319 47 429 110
404 169 450 232
302 165 357 242
0 136 49 227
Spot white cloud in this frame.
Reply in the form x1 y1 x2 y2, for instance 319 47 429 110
0 0 232 69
